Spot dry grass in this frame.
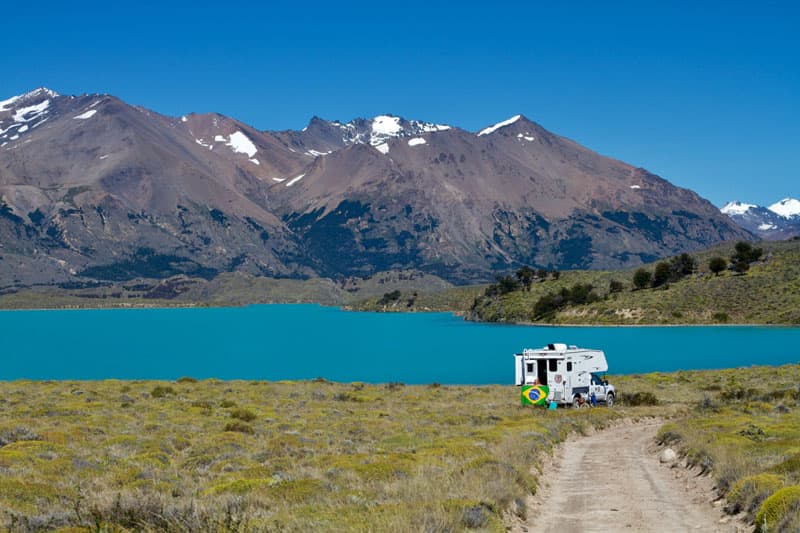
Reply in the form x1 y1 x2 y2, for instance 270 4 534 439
0 379 621 531
2 365 799 530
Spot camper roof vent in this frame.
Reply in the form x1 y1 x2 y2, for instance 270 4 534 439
547 343 568 351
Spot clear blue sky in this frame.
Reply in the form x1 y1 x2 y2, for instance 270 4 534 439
2 1 797 207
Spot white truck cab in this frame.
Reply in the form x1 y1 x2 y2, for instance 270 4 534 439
514 343 616 407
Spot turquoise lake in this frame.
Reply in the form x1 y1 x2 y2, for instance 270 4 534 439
2 304 799 383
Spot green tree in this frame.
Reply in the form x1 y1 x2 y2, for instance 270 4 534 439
652 261 672 287
731 241 763 274
515 266 536 290
708 256 727 276
670 253 696 278
496 275 520 295
609 279 624 293
633 268 652 290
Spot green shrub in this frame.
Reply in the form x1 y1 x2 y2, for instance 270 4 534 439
727 473 783 516
229 408 257 422
755 485 800 533
220 399 237 408
713 312 730 323
622 391 658 406
224 421 255 435
176 376 198 383
150 385 176 398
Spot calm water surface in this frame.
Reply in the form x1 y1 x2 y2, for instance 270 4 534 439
2 304 798 383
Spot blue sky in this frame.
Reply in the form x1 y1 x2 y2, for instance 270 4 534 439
2 1 797 207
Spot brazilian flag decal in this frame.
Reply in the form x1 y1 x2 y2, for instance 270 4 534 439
521 385 549 406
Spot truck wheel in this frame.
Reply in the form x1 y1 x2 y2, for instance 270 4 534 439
572 396 581 409
606 393 615 407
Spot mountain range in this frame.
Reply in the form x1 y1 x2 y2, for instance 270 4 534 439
720 198 800 240
0 87 749 288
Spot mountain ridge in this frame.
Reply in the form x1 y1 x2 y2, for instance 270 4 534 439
0 87 750 288
720 198 800 240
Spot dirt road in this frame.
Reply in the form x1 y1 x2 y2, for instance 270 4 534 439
515 420 747 533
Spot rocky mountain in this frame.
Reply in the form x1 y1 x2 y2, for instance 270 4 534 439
721 198 800 240
0 88 750 289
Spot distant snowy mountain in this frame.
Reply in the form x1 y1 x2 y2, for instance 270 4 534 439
768 198 800 219
720 198 800 240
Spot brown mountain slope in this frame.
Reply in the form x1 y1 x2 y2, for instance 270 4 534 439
272 115 748 280
0 90 750 287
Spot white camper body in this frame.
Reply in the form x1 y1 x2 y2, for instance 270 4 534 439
514 343 615 406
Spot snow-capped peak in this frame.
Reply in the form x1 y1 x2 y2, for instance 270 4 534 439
768 197 800 218
313 115 451 149
478 115 522 136
0 88 59 112
372 115 402 136
720 201 757 216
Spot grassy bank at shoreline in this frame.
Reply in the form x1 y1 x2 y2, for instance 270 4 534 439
1 365 799 531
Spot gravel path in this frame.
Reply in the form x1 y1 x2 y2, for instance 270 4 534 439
514 420 748 533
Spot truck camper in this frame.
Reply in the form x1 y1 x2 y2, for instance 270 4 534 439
514 343 615 407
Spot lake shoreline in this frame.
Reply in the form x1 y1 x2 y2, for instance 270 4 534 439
0 301 795 328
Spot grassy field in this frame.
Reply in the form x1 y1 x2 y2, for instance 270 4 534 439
354 239 800 325
1 366 799 531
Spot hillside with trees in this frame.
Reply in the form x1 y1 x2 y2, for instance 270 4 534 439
352 239 800 325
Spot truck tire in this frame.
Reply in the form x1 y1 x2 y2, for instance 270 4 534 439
606 393 615 407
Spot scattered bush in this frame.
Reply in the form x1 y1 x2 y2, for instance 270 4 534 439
709 256 727 276
220 399 237 408
223 421 255 435
731 241 763 274
738 424 767 441
632 268 652 290
176 376 198 383
713 312 730 323
378 290 402 305
229 408 257 422
151 385 176 398
727 473 784 516
0 427 42 447
621 391 658 406
755 485 800 533
533 283 600 319
608 279 624 294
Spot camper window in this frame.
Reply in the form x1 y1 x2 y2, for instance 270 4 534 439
548 359 557 372
526 363 534 373
567 362 572 372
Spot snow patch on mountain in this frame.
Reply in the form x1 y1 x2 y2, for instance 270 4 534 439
372 115 402 136
0 95 21 112
226 131 258 158
408 137 426 146
758 223 776 231
74 109 97 120
375 143 389 154
285 173 305 187
768 198 800 218
478 115 521 136
721 201 757 216
13 100 50 123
